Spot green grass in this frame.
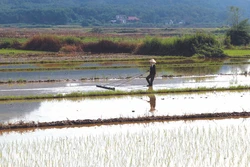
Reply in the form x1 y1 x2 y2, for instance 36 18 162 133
0 85 249 101
0 49 46 55
0 37 28 43
79 36 143 44
224 49 250 57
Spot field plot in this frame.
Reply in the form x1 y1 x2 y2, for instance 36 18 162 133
1 119 250 166
1 90 250 124
1 27 250 166
1 57 250 97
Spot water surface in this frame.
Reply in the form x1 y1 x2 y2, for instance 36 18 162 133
1 90 249 123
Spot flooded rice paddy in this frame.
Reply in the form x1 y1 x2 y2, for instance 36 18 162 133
1 90 250 124
1 58 250 82
1 119 250 166
0 74 250 97
1 57 250 166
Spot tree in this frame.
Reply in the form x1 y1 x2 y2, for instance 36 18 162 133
228 6 241 28
226 6 250 46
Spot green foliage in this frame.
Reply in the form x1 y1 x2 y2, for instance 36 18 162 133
135 33 224 57
224 36 233 49
134 37 164 55
0 0 250 27
61 36 82 45
0 49 44 55
226 7 250 46
226 29 250 46
82 40 136 53
0 40 22 49
90 28 103 33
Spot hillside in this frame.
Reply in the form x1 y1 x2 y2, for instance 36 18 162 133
0 0 250 27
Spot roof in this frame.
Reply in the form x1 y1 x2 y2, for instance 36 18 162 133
127 16 139 21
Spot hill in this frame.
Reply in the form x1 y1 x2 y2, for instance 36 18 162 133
0 0 250 27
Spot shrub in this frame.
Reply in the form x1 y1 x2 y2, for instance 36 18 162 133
0 41 11 49
11 40 22 49
134 37 164 55
134 33 225 57
224 36 233 49
23 35 61 52
226 29 250 46
82 40 135 53
60 45 82 53
117 42 136 53
62 37 82 45
0 40 22 49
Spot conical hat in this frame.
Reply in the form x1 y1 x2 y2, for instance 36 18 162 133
149 59 156 64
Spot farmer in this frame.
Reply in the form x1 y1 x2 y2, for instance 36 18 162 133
146 59 156 87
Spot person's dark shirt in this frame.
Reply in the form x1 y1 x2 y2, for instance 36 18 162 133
150 64 156 75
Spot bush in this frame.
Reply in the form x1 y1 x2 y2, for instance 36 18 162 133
134 33 225 57
60 45 82 53
0 40 22 49
82 40 135 53
224 36 233 49
62 37 82 45
0 41 11 49
134 37 164 55
23 35 61 52
11 40 22 49
226 30 250 46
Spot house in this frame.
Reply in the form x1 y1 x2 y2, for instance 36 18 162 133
111 15 140 24
127 16 140 22
116 15 127 24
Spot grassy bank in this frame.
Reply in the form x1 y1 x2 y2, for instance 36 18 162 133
224 49 250 57
0 85 250 101
0 49 46 55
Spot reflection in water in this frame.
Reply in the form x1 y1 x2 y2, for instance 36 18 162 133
0 68 142 81
148 94 156 113
160 63 250 76
2 90 250 124
0 101 41 123
147 87 156 113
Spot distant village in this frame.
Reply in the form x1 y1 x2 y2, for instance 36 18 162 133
110 15 140 24
110 15 185 26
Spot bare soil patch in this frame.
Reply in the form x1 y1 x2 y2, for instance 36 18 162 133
1 111 249 131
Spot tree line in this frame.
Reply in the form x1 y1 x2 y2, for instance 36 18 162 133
0 0 250 27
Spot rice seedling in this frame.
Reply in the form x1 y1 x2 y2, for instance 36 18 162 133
224 49 250 57
1 120 250 166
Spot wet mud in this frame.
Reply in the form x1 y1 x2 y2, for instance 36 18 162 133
1 111 249 131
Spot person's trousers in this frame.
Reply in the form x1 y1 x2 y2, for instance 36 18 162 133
146 74 155 86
